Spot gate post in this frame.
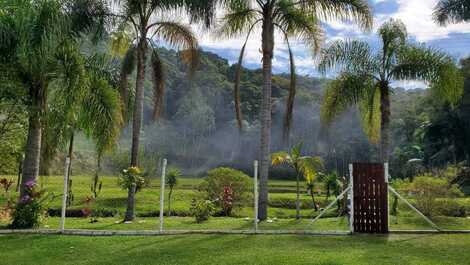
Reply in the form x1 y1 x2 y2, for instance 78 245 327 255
348 164 354 233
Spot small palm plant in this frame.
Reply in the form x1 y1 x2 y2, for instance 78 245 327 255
272 143 323 219
166 168 180 217
319 172 343 211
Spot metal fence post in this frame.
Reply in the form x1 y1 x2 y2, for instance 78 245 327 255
254 160 259 232
60 157 70 232
349 164 354 233
159 158 167 233
385 162 390 231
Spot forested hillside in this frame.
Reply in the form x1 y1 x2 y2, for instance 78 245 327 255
2 46 467 179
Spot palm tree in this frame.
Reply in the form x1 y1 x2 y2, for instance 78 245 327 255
319 19 464 162
0 0 108 199
113 0 216 221
220 0 372 221
272 143 323 219
434 0 470 25
166 168 180 216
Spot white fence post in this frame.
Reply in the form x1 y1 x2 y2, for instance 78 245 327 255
254 160 259 232
349 164 354 233
60 157 70 232
384 162 390 231
159 158 167 233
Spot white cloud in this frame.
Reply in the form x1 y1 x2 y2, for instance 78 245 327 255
390 0 470 41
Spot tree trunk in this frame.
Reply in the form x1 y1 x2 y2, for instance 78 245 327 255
66 132 74 207
380 83 391 163
258 14 274 221
309 187 318 211
295 172 300 219
67 132 74 178
20 98 43 198
126 33 147 222
167 188 172 217
124 183 136 221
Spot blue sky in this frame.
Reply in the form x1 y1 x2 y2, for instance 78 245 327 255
196 0 470 87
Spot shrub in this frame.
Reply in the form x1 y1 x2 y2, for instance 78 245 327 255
403 175 463 217
118 167 146 192
190 199 215 223
199 167 252 215
10 180 51 229
436 199 466 217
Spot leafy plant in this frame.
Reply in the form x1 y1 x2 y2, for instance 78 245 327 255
199 167 251 216
118 167 146 192
10 180 52 229
272 143 323 217
166 168 180 216
190 199 215 223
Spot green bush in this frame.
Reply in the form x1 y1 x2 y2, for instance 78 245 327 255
118 167 146 192
199 167 252 214
403 175 463 217
436 199 466 217
10 180 51 229
190 199 215 223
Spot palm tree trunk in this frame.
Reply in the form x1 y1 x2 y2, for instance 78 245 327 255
295 172 300 219
167 188 172 217
309 187 318 211
380 83 391 163
126 34 147 222
67 132 74 178
20 93 43 198
258 14 274 221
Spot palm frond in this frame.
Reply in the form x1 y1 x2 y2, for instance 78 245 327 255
433 0 470 26
151 49 165 121
274 1 324 54
391 44 464 105
282 36 296 144
119 45 136 120
318 40 377 76
217 0 258 38
298 156 323 183
359 85 381 143
271 151 292 166
320 73 375 125
152 21 198 74
298 0 373 30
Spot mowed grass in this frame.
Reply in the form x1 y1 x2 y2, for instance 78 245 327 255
1 233 470 265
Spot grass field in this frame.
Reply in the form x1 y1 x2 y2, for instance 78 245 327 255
1 233 470 265
1 175 470 231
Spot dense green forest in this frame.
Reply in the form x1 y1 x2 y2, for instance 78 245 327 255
2 46 468 180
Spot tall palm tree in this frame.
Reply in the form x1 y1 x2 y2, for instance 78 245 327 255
113 0 215 221
319 19 464 162
0 0 108 199
219 0 372 220
434 0 470 25
271 143 323 219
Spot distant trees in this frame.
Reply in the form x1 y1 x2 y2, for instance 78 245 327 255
219 0 372 221
319 19 464 162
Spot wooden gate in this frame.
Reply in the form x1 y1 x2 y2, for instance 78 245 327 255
352 163 388 233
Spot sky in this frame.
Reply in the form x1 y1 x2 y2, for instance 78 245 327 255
194 0 470 88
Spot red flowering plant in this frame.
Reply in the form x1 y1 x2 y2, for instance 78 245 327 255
11 179 52 229
222 186 234 216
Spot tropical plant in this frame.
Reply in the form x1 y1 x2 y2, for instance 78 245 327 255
111 0 213 221
118 166 145 221
0 0 108 202
190 199 215 223
319 19 464 162
166 168 181 216
199 167 252 215
434 0 470 26
219 0 372 220
272 143 323 218
319 172 342 202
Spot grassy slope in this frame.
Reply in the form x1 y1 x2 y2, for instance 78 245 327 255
1 234 470 265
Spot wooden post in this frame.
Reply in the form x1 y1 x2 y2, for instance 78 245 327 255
384 162 390 231
254 160 259 232
348 164 354 233
60 157 70 232
159 159 167 233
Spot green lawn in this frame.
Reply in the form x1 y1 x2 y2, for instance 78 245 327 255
1 234 469 265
